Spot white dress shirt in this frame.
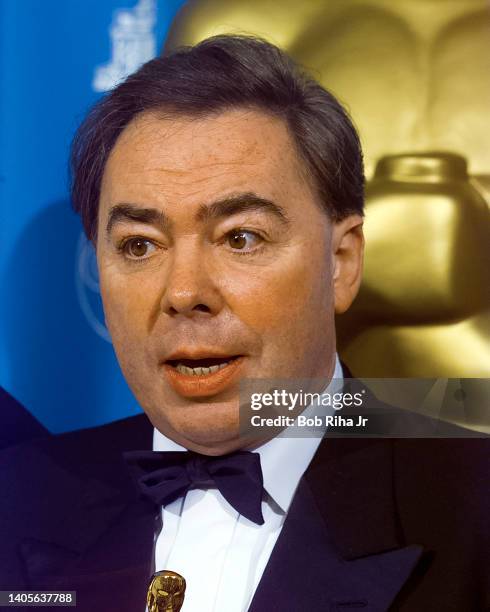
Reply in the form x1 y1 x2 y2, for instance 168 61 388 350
151 356 343 612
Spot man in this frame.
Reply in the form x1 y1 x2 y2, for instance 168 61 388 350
1 35 488 611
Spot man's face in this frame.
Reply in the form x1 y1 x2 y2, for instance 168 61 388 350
97 108 362 454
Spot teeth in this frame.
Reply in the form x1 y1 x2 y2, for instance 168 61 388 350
175 362 230 376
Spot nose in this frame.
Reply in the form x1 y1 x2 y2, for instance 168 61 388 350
159 242 224 317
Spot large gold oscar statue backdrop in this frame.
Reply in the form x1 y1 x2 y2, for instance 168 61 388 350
163 2 490 391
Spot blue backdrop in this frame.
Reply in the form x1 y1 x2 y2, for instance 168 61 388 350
1 0 187 433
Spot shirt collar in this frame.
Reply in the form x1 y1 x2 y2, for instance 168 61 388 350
153 355 344 514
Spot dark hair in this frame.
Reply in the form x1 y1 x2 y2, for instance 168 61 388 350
71 34 364 240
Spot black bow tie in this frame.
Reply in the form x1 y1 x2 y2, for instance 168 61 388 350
124 449 265 525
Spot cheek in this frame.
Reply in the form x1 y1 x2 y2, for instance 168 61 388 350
223 250 333 335
99 268 157 344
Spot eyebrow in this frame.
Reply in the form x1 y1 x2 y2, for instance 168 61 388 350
197 193 290 226
106 204 169 236
105 192 290 236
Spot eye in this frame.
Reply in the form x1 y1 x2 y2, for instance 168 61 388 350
121 237 157 259
226 230 262 251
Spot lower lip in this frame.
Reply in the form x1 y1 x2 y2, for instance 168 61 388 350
162 357 245 398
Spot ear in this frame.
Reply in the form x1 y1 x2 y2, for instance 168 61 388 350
332 214 364 314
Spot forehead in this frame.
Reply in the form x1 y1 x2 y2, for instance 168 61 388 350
100 108 314 207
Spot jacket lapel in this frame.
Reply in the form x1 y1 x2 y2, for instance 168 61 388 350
249 437 424 611
19 414 158 611
22 493 159 611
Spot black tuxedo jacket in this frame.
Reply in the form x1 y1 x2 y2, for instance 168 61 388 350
1 403 489 611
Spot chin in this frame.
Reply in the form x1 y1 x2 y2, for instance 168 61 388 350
153 400 242 454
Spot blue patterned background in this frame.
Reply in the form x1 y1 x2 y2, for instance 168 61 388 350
0 0 187 433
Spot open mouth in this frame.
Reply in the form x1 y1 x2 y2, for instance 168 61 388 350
162 355 245 397
166 356 239 377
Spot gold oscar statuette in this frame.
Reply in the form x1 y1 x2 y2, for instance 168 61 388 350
147 570 186 612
